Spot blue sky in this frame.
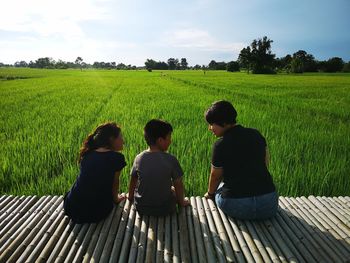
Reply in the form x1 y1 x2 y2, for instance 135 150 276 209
1 0 349 66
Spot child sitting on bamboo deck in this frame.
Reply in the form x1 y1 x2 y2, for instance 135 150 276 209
63 122 126 223
127 119 190 216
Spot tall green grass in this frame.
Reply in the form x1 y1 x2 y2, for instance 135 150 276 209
1 68 349 196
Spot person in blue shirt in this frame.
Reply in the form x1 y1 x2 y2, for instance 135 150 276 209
204 101 278 220
63 122 126 223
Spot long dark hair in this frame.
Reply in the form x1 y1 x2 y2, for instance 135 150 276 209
78 122 121 163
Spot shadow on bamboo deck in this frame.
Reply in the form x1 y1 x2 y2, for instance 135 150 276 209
0 195 349 262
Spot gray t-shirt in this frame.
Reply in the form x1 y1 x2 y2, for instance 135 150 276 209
130 150 183 215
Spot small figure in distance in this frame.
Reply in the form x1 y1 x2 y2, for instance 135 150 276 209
128 119 190 216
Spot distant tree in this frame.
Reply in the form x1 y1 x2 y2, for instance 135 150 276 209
75 57 83 71
208 60 218 70
290 50 317 73
290 57 304 73
167 58 179 70
238 36 275 74
322 57 344 72
193 64 201 70
35 57 54 68
116 63 126 70
275 54 292 72
180 58 188 70
216 62 227 70
238 46 252 73
343 61 350 73
226 61 240 72
14 61 28 67
145 59 157 70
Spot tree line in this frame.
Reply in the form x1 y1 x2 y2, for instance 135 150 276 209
1 37 349 73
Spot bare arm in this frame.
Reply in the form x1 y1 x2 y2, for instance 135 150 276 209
205 166 223 199
127 175 138 202
112 171 125 203
173 177 189 206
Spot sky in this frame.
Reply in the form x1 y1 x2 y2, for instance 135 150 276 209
0 0 349 66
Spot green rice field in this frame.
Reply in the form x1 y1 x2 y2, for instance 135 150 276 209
1 68 349 197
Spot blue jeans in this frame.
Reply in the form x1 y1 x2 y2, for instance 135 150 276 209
215 184 279 220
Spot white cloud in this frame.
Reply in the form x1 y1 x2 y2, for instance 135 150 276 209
163 28 245 53
0 0 112 39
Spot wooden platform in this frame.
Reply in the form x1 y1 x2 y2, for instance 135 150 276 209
0 195 349 263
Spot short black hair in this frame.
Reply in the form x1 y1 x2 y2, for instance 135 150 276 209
144 119 173 146
205 100 237 127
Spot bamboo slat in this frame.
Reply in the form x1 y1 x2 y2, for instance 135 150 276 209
201 197 226 263
155 216 164 263
244 220 272 263
0 196 25 223
36 216 70 263
217 207 245 263
82 219 105 263
296 197 350 255
109 199 131 261
251 221 283 263
0 196 58 262
280 197 346 262
24 203 65 262
316 196 350 228
0 196 37 234
71 223 97 263
0 195 15 211
262 218 298 263
119 205 137 262
276 204 328 263
91 206 117 262
46 219 75 263
0 194 349 262
172 212 181 263
190 197 207 263
136 215 149 263
145 216 157 263
0 196 48 249
299 197 350 245
327 198 350 217
178 205 191 263
163 215 172 263
128 210 142 263
100 201 125 263
185 204 198 263
63 223 89 263
206 199 235 262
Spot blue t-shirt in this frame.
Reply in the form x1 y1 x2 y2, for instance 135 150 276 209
64 150 126 223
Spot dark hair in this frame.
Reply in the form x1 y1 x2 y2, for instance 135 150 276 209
205 100 237 127
144 119 173 146
79 122 121 162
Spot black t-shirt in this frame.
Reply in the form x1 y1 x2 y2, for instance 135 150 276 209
64 151 126 223
212 125 275 198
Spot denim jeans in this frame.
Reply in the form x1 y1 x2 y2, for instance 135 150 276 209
215 184 279 220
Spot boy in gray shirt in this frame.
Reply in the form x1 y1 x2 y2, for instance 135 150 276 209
127 119 189 216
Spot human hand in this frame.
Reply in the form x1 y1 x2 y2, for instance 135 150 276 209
204 191 215 200
114 193 126 204
179 197 190 207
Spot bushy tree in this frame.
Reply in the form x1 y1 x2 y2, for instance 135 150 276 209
238 36 275 74
167 58 179 70
322 57 344 72
226 61 240 72
180 58 188 70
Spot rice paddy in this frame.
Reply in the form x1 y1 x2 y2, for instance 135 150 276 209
1 68 349 197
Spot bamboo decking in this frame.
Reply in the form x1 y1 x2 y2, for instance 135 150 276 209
0 195 349 263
